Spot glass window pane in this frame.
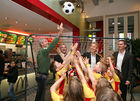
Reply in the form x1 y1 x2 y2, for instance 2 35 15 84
108 18 114 34
118 17 124 33
108 18 115 50
128 16 134 39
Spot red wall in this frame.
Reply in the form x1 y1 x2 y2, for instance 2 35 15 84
96 21 103 55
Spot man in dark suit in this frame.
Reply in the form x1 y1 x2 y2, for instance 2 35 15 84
54 44 67 63
83 42 101 70
113 40 133 101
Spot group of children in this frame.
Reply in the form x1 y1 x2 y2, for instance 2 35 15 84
50 43 123 101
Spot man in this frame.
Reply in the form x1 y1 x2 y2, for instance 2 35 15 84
54 44 67 63
52 44 67 80
113 40 133 101
83 42 101 70
35 23 64 101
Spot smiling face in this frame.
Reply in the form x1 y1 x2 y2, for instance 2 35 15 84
106 56 115 65
90 43 98 54
118 40 126 51
41 39 49 48
60 44 67 54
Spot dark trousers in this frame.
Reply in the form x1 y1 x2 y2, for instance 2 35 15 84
120 81 128 101
35 74 48 101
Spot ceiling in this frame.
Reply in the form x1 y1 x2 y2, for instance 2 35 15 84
0 0 102 35
0 0 70 35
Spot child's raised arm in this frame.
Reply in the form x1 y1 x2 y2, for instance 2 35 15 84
50 71 66 92
107 57 115 77
73 56 86 84
84 58 97 90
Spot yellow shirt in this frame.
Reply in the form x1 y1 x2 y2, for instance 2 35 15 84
51 91 63 101
93 71 103 80
105 73 121 95
55 67 66 81
55 65 72 81
55 65 72 94
83 83 95 101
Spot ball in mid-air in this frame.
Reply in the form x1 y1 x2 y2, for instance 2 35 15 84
62 2 75 15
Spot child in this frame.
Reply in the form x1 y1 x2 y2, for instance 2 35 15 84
50 71 85 101
3 60 18 101
73 55 95 101
50 43 78 94
105 57 121 95
96 87 122 101
84 56 112 93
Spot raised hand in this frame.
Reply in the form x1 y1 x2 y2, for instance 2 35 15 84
71 43 78 53
57 23 64 33
75 50 81 58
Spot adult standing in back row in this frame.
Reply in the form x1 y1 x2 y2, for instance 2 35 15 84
83 42 101 70
113 40 133 101
35 23 64 101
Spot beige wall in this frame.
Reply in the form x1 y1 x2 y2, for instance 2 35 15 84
85 0 140 17
85 0 140 38
84 0 140 57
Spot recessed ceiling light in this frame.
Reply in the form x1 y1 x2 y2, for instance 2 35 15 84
16 21 18 24
5 17 8 20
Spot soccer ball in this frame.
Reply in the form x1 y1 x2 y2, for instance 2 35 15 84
62 2 75 15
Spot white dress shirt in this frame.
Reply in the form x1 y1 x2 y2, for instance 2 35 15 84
91 54 96 70
117 50 126 72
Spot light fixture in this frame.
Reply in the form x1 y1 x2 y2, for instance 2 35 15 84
118 22 121 25
5 17 8 20
7 30 29 36
16 21 18 24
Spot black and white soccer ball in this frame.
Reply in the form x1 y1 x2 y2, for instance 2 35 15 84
62 2 75 15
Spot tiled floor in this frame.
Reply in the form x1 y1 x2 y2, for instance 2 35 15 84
127 85 140 101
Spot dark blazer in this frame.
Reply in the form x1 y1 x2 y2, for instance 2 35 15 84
82 52 101 64
54 54 63 63
113 51 133 82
